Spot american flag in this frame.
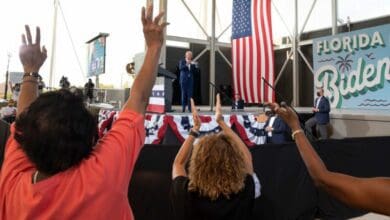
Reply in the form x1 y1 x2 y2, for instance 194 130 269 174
146 84 165 113
232 0 274 103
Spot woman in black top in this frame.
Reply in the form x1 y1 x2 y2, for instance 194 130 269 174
171 94 261 220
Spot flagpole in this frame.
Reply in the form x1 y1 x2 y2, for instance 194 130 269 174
292 0 300 106
49 0 59 90
3 53 11 99
209 0 216 111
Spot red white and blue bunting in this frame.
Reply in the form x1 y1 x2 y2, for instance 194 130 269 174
230 115 267 146
98 110 267 146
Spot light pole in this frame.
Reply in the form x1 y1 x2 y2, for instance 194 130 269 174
4 52 11 99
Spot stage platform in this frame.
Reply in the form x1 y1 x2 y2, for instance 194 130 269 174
170 105 390 139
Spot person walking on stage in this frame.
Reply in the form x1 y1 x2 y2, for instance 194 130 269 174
179 51 197 112
305 87 331 139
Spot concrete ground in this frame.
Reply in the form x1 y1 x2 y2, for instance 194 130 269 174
350 213 390 219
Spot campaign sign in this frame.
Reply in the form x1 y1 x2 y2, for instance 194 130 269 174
87 35 107 77
313 24 390 109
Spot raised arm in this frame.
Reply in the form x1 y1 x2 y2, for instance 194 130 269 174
215 94 253 174
269 103 390 215
172 99 200 179
123 4 168 115
17 26 47 116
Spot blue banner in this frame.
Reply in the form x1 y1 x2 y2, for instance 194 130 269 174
313 24 390 109
87 36 106 77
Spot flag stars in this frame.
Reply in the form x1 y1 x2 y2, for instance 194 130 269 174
232 0 252 39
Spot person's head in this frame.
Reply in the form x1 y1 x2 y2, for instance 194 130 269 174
7 99 15 107
265 110 273 117
185 51 193 61
316 87 324 97
14 83 21 91
234 93 241 101
88 78 92 83
15 89 98 175
188 133 247 200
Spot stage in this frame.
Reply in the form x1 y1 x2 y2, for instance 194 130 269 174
168 105 390 139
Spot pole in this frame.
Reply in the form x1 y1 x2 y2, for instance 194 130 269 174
209 0 216 109
4 53 11 99
159 0 167 67
292 0 299 106
49 0 58 89
331 0 338 35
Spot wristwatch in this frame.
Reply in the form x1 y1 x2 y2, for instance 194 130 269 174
189 129 200 138
23 72 39 78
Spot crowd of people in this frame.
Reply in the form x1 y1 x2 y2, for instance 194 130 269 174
1 75 94 125
0 3 389 220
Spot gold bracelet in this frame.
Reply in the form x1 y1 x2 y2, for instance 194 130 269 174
291 129 304 140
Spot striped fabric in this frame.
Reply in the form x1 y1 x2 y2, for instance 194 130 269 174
146 84 165 113
232 0 275 103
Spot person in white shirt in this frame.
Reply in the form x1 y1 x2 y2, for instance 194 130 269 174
264 110 289 144
1 99 17 122
11 83 21 102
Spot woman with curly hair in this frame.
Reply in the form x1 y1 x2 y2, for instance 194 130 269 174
171 94 261 220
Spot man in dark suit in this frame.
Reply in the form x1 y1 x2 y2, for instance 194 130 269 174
305 87 331 139
179 51 198 112
264 111 290 144
232 94 245 110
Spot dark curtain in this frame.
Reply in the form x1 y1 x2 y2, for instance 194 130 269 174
129 137 390 220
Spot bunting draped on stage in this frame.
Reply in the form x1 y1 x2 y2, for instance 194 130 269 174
98 110 267 146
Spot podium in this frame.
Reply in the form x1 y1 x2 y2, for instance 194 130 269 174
133 53 176 113
158 67 176 112
147 67 176 113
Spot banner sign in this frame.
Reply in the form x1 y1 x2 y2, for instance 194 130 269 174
9 72 24 84
313 24 390 109
87 33 108 77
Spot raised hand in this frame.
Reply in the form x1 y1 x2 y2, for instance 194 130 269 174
215 94 223 123
19 25 47 73
141 4 168 49
190 98 201 131
268 103 301 131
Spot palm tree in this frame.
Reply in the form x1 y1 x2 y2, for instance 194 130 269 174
336 54 353 73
